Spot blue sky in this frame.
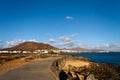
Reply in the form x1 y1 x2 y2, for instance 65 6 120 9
0 0 120 51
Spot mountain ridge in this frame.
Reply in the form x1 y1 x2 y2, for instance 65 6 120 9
69 47 104 52
1 41 58 51
0 41 104 52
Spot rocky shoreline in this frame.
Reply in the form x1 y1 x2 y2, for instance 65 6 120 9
51 56 120 80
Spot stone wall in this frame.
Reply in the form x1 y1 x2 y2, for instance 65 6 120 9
51 57 74 80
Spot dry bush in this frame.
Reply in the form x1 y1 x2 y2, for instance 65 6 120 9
88 63 120 80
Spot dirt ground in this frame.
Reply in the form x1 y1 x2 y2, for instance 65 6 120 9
0 57 43 75
0 53 59 75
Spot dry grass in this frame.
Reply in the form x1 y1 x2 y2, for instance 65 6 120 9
56 56 120 80
58 56 90 72
64 60 90 69
0 58 28 74
0 53 59 75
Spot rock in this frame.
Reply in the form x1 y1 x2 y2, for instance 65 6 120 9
86 74 96 80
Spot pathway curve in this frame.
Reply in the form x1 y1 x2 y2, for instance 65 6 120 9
0 58 57 80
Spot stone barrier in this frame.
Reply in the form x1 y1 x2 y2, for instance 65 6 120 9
51 57 74 80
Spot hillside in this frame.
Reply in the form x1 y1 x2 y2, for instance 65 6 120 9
1 42 58 51
70 47 91 51
70 47 104 52
90 49 105 52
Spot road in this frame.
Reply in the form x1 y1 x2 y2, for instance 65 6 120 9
0 58 57 80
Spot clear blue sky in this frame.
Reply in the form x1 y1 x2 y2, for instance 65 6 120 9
0 0 120 51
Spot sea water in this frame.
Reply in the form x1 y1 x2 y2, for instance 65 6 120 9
70 52 120 64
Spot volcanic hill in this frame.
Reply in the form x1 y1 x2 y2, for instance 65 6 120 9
1 42 58 51
70 47 104 52
70 47 90 51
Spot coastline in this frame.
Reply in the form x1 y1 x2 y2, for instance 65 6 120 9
0 53 120 80
51 56 120 80
67 52 120 64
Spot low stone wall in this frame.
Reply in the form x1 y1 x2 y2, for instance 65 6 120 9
51 60 60 78
51 57 74 80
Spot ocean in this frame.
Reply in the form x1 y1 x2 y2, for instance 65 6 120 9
69 52 120 64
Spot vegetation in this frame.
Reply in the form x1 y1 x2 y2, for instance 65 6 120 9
51 56 120 80
88 63 120 80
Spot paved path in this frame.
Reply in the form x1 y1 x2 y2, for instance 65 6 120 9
0 58 57 80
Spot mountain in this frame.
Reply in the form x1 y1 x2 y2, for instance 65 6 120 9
70 47 90 51
90 49 105 52
1 42 58 51
70 47 105 52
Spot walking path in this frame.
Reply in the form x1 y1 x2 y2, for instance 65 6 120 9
0 58 57 80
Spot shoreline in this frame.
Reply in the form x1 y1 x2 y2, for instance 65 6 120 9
51 56 120 80
66 52 120 65
0 53 120 80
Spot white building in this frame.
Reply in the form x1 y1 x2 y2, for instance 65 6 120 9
33 50 48 54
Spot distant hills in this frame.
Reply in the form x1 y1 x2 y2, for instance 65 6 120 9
1 42 58 51
0 41 104 52
70 47 104 52
90 49 105 52
70 47 90 51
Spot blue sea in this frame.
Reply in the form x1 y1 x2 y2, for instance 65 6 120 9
69 52 120 64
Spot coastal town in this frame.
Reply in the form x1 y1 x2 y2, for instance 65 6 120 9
0 42 107 54
0 49 108 54
0 0 120 80
0 42 119 80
